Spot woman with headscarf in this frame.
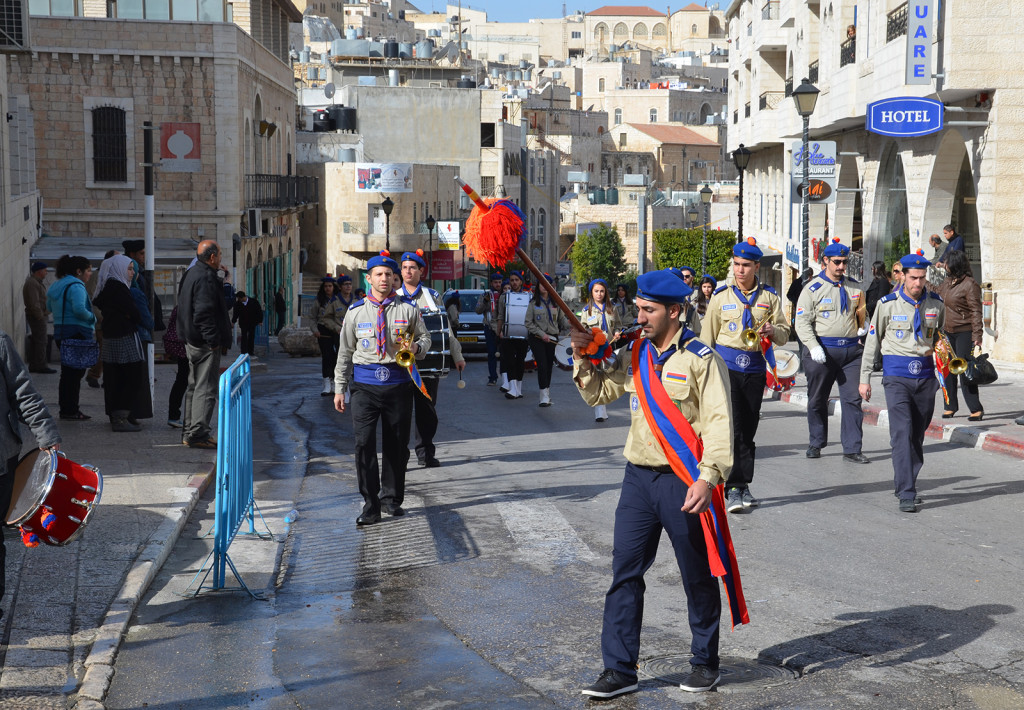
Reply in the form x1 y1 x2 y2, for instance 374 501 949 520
580 278 621 421
92 255 144 432
45 255 96 420
525 274 570 408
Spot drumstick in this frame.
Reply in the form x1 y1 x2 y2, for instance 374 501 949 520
457 369 465 389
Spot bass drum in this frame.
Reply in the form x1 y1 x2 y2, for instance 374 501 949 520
553 336 574 371
419 311 450 378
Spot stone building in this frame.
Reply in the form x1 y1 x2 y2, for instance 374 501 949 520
604 123 722 190
726 0 1024 363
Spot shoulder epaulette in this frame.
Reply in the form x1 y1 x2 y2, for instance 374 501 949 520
762 285 778 296
928 291 943 302
684 339 712 358
847 277 861 286
808 281 823 292
879 293 897 304
713 284 728 295
350 298 365 309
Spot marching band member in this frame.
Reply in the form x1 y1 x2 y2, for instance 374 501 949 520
860 251 945 513
495 271 530 400
398 250 465 467
315 275 344 396
795 238 869 463
703 238 790 514
333 252 431 526
669 267 702 336
572 270 743 699
525 273 570 408
475 272 504 386
580 278 622 421
611 283 637 323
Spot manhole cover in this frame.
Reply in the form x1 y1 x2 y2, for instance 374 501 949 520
640 655 798 692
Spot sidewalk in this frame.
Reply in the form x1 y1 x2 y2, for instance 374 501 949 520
771 354 1024 460
0 357 218 709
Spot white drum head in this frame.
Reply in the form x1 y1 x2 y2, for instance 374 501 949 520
775 349 800 378
554 337 575 368
7 449 57 525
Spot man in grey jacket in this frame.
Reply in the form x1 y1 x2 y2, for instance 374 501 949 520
0 328 62 613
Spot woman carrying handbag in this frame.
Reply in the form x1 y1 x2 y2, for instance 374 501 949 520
936 251 984 421
45 255 96 420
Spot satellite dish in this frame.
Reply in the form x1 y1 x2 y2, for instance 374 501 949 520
324 82 336 99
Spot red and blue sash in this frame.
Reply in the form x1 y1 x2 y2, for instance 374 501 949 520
631 339 749 628
408 359 431 401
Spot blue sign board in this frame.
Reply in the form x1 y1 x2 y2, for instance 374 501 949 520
866 97 943 138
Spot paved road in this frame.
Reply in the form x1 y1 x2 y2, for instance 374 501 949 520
105 357 1024 709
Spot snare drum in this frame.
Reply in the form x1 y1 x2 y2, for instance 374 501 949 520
419 311 451 378
554 336 574 371
6 450 102 547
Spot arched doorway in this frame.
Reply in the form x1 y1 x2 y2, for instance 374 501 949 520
871 142 908 268
253 95 263 174
923 131 981 280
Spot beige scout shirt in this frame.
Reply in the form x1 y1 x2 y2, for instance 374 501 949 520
580 302 622 338
702 282 790 350
334 297 432 392
398 284 464 365
794 274 864 345
315 295 348 335
860 289 945 384
678 301 703 337
525 297 571 339
573 329 734 485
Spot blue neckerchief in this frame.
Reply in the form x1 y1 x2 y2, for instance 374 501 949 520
817 271 849 313
593 302 608 331
538 297 556 327
730 284 761 329
898 286 925 342
613 298 628 317
641 328 695 379
401 284 422 300
338 293 353 309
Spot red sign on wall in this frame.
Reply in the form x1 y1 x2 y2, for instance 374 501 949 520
429 250 465 280
160 122 201 173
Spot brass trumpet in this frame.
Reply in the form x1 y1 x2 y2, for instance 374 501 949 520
741 310 774 348
936 332 968 375
395 332 415 368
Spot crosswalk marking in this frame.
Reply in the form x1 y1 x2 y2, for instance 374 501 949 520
493 500 596 565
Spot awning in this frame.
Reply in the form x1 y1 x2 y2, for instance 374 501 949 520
30 235 201 266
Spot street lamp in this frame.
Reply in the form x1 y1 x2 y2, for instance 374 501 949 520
700 184 713 275
381 196 395 252
732 143 751 244
687 204 698 229
792 78 819 274
425 214 436 288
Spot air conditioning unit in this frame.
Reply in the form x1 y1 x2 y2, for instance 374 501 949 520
0 0 31 53
247 208 262 237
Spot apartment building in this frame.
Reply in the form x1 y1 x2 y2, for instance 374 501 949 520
727 0 1024 363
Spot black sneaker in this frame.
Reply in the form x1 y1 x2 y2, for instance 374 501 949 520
679 664 720 692
581 669 638 699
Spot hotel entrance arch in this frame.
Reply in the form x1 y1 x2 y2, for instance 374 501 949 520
923 131 982 280
870 142 908 269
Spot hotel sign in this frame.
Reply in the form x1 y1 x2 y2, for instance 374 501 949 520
866 97 944 137
906 0 934 85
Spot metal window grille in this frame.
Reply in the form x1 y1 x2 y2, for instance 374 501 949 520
887 3 908 43
808 60 819 84
840 36 856 67
92 107 127 182
784 76 793 96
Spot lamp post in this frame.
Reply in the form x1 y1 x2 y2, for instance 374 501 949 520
792 78 819 275
425 214 436 289
381 196 394 252
687 204 698 229
732 143 751 243
700 183 713 275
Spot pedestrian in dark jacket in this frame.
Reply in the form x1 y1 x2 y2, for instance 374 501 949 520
864 260 892 319
176 241 232 449
274 287 287 335
163 306 189 429
93 255 144 432
231 292 263 356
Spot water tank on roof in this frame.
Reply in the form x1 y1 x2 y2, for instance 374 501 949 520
414 40 434 58
384 41 399 58
313 110 334 132
389 69 400 86
332 39 369 57
591 188 606 204
306 67 316 80
552 70 561 79
490 67 500 78
605 186 619 205
399 42 413 59
608 43 617 53
369 41 383 57
335 107 357 132
513 70 522 81
428 29 440 37
519 59 528 69
523 69 531 81
337 147 357 162
300 48 310 62
456 76 477 89
345 28 357 40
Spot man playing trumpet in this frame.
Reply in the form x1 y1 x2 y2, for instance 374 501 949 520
703 238 790 513
795 238 869 464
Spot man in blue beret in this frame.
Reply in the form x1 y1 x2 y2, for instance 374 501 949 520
703 238 790 513
860 250 945 513
572 269 743 698
475 272 505 385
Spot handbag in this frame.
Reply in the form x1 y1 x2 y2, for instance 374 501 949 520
964 351 998 386
59 284 100 369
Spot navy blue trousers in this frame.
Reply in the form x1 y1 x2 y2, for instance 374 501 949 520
882 376 939 500
802 344 864 453
601 462 721 680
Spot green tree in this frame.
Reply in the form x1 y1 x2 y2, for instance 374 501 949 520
652 228 736 281
883 229 911 269
570 224 628 287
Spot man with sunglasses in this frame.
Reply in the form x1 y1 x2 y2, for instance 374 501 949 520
795 238 869 464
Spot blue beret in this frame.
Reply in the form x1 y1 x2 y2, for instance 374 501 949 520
401 250 426 268
588 278 608 293
822 238 851 258
900 250 931 270
509 270 524 280
337 274 352 284
31 261 48 272
490 272 503 281
679 266 697 277
636 270 693 304
667 267 684 279
701 274 718 288
733 237 763 262
367 251 398 272
321 273 335 283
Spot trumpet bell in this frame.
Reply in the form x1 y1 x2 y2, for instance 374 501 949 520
949 357 968 375
741 328 760 348
395 349 415 368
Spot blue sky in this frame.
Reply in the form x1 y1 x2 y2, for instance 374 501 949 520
416 1 711 24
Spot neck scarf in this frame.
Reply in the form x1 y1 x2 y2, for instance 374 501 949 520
401 283 422 300
592 301 607 331
898 286 925 342
730 283 761 329
818 270 849 313
365 290 397 357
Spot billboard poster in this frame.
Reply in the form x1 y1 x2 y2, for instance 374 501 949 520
790 140 837 205
437 220 461 250
354 163 413 192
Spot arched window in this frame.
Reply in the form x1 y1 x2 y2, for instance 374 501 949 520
594 22 608 41
649 108 658 122
529 208 536 237
633 22 648 39
614 108 622 124
537 208 546 243
599 78 606 92
613 22 628 40
652 23 667 39
691 23 698 35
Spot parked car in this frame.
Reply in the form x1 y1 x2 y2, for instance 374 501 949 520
442 289 487 353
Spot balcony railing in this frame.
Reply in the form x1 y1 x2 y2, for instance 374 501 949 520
761 0 778 20
784 76 793 96
745 103 751 118
840 36 856 67
245 174 319 209
887 3 908 43
808 60 819 84
759 90 785 110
